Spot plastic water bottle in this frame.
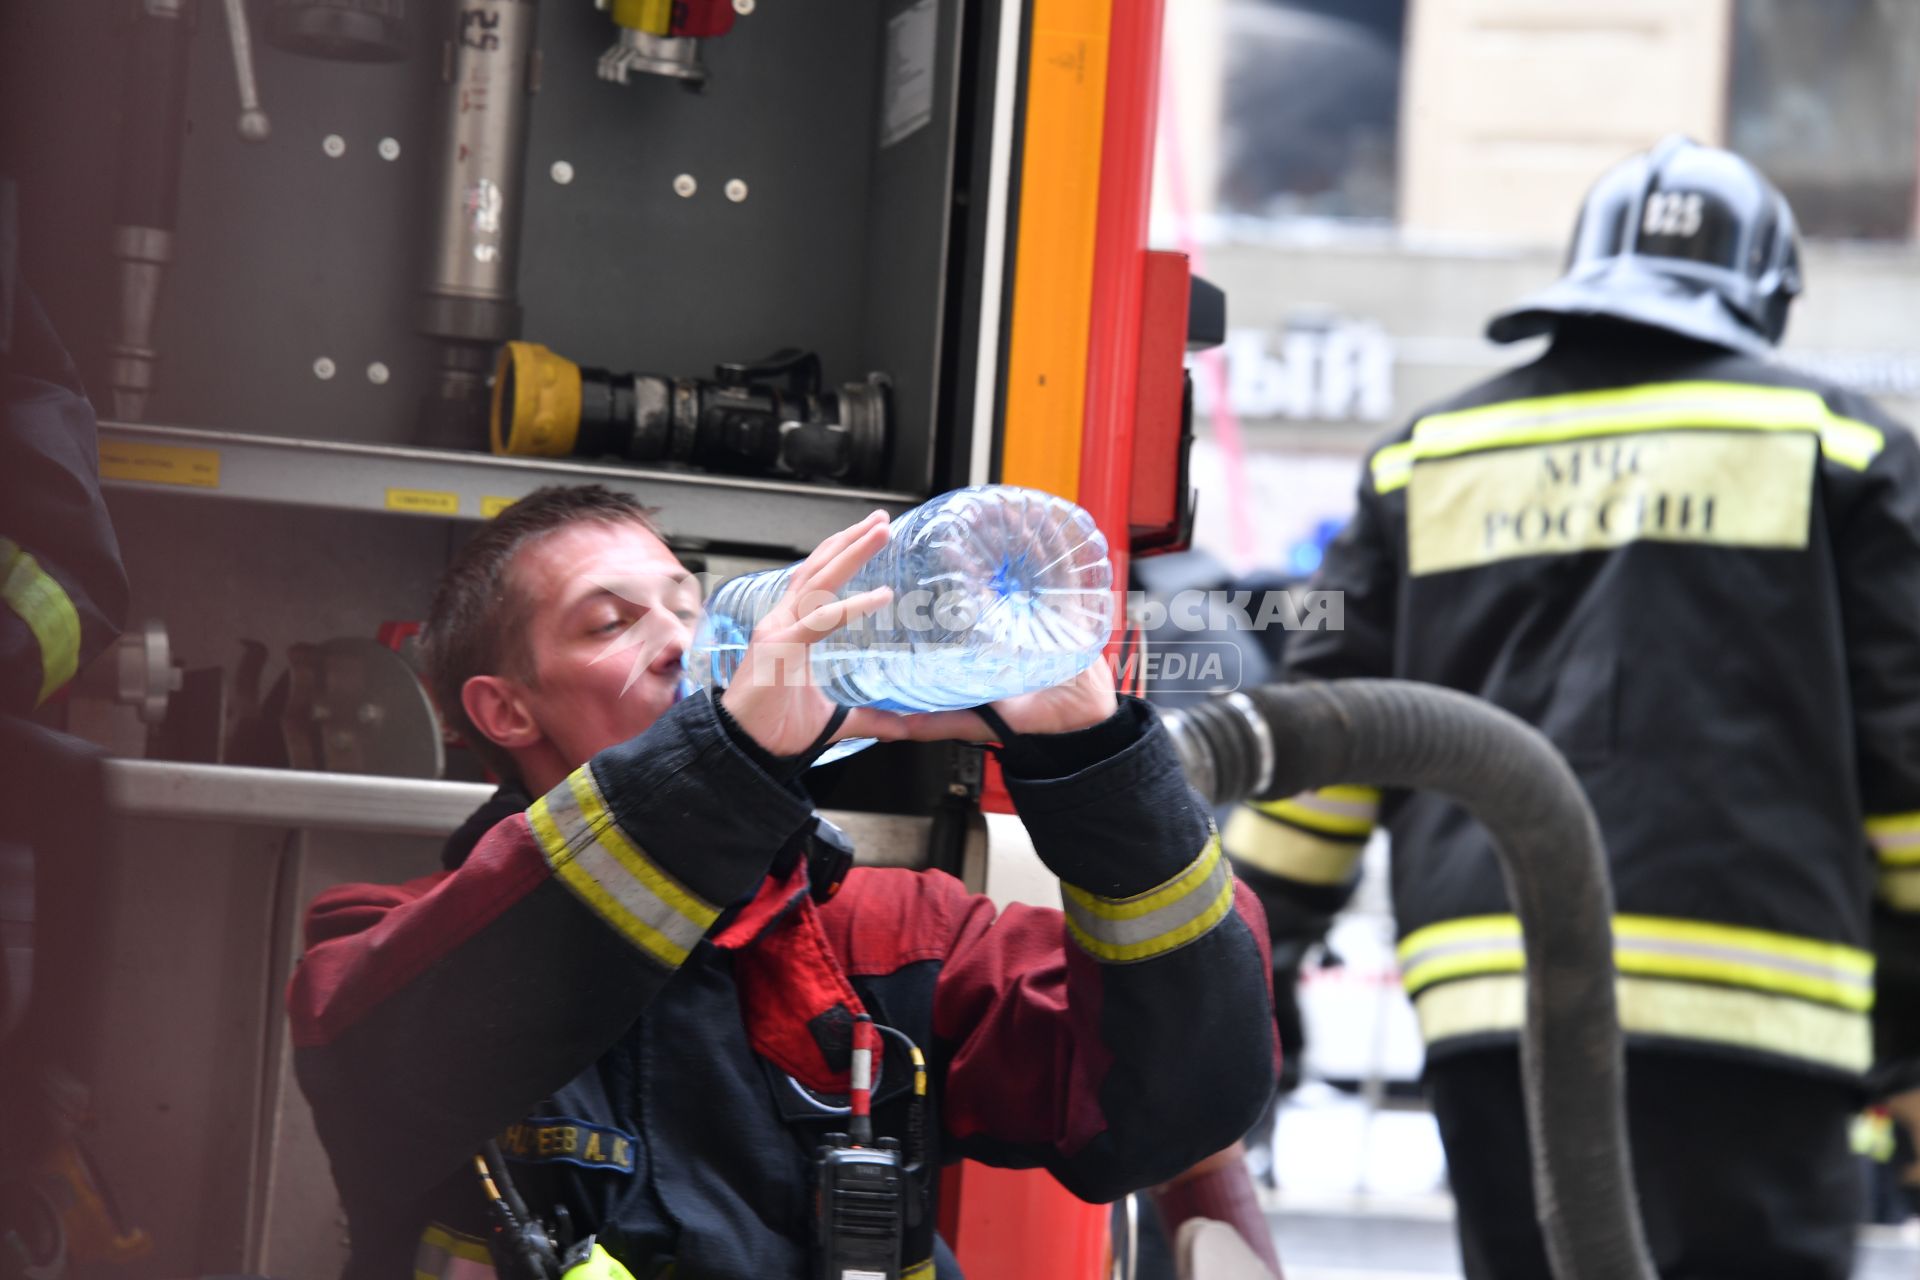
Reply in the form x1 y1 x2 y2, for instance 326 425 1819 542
688 486 1114 763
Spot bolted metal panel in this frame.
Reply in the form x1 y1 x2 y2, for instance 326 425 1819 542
101 0 965 502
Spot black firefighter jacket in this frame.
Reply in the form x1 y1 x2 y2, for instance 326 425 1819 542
288 693 1277 1280
0 279 128 1042
1226 325 1920 1091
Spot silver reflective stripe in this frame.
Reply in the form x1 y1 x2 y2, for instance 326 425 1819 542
1621 934 1872 997
1064 863 1228 949
549 776 716 955
1061 837 1237 964
1400 933 1511 969
1372 381 1886 493
526 767 717 967
1397 914 1873 1012
1272 791 1377 826
1412 973 1873 1074
1417 393 1767 445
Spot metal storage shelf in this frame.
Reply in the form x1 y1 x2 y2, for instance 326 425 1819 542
102 758 940 867
97 421 920 554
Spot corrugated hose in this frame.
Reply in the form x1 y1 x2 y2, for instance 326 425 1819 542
1161 680 1658 1280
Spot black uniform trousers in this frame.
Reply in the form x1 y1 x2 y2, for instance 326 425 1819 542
1428 1048 1859 1280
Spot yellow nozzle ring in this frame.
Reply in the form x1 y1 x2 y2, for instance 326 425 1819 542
609 0 673 35
492 341 583 458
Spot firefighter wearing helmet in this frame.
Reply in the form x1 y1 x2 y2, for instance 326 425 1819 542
1229 136 1920 1277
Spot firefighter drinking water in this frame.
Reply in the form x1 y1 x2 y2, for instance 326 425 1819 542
286 486 1280 1280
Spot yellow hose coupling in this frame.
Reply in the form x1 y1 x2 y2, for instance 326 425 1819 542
491 341 583 457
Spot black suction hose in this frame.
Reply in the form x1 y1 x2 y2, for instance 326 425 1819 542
1162 680 1657 1280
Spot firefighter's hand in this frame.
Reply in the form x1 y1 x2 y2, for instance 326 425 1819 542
720 511 899 758
868 657 1121 743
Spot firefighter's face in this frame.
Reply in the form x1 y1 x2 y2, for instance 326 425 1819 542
498 520 701 776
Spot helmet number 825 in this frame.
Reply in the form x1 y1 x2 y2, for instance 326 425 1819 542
1642 191 1704 238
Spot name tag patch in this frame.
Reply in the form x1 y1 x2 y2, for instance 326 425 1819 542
497 1117 637 1173
1406 429 1816 576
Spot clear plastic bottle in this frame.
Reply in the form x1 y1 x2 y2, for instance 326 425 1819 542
688 486 1113 762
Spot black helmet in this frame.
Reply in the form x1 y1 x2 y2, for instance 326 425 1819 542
1487 136 1802 354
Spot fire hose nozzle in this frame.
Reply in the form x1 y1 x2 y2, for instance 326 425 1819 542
491 340 891 486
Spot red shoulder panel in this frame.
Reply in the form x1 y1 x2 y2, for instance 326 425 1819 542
286 813 549 1049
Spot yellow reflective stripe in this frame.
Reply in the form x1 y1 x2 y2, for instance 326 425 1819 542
1223 806 1364 887
525 766 719 969
526 796 570 857
1414 381 1847 446
1062 835 1222 922
1401 945 1526 994
1822 415 1885 471
0 538 82 705
1411 972 1873 1074
1866 811 1920 864
1372 381 1885 493
1399 913 1873 977
417 1222 494 1280
1064 878 1234 963
566 771 719 930
1395 913 1519 964
1253 785 1379 838
1371 441 1415 492
1397 913 1873 1010
1613 950 1870 1011
1408 971 1526 1045
1394 411 1845 484
1416 381 1810 445
1255 800 1372 837
1397 915 1525 992
546 855 691 968
1882 866 1920 911
1616 973 1874 1070
1062 836 1237 963
902 1261 936 1280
